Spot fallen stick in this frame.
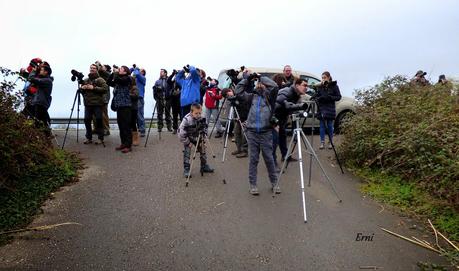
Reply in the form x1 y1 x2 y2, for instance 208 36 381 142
0 222 82 235
381 228 441 254
428 219 459 252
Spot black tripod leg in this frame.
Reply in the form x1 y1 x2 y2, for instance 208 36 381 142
209 98 226 138
144 103 157 147
324 120 344 174
61 91 79 150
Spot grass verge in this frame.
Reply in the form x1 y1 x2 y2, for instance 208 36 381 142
0 150 81 245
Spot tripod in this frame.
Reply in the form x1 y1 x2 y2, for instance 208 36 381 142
185 130 225 187
208 97 227 138
274 110 342 223
221 103 248 162
144 102 158 147
61 85 82 150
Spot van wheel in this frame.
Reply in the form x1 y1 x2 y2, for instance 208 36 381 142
334 110 354 134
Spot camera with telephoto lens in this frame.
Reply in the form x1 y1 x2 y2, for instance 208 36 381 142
184 118 208 140
71 69 84 84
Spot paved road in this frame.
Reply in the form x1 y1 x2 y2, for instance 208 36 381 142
0 130 448 270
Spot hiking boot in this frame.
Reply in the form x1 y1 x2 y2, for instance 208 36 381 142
272 184 281 194
319 142 325 149
236 151 248 158
115 144 126 151
214 132 223 138
201 164 214 173
231 150 242 155
328 142 333 149
83 139 93 144
167 127 173 132
121 147 132 153
184 168 191 178
172 129 177 135
249 185 259 196
132 131 140 146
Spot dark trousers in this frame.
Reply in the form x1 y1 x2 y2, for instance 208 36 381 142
131 108 138 132
278 122 288 160
234 121 247 152
117 107 132 147
157 98 171 129
171 97 181 130
247 130 278 186
180 104 191 120
32 105 51 136
93 104 110 133
84 105 103 140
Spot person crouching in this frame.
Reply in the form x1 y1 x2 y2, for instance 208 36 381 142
178 103 214 178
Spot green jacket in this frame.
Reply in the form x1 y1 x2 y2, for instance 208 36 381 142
80 73 108 106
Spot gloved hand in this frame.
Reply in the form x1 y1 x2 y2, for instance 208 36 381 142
247 73 260 82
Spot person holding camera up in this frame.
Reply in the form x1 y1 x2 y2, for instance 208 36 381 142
204 78 225 138
131 65 147 137
235 73 280 195
27 63 53 135
153 69 172 132
129 73 140 146
108 66 133 153
175 65 201 118
168 69 181 134
274 78 309 163
313 71 342 150
80 64 109 145
94 61 112 136
178 103 214 178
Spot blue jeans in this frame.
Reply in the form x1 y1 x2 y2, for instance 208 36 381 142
320 119 334 142
137 97 145 134
272 129 279 165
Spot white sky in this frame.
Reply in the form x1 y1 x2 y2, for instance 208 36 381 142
1 0 458 117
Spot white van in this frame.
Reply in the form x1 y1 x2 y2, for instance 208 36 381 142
215 67 356 133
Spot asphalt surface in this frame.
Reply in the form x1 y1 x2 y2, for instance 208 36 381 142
0 130 449 270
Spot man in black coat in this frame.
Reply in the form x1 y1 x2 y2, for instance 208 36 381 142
274 78 309 163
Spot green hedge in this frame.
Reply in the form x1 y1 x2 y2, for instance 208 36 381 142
340 76 459 207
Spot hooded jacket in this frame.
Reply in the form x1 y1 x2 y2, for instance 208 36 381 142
29 75 53 109
204 86 222 109
107 72 132 109
315 81 342 120
274 86 301 122
178 113 207 146
236 77 278 133
131 68 146 98
80 73 108 106
175 66 201 107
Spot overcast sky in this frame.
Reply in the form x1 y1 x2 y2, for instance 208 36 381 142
1 0 458 118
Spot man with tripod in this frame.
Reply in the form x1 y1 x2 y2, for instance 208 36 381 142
235 74 280 195
81 64 109 145
153 69 172 132
274 78 309 163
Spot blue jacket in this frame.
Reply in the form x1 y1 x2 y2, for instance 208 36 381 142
175 66 200 106
131 68 146 98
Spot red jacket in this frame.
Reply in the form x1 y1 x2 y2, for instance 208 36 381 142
205 87 222 109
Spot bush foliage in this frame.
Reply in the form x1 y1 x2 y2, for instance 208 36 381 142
340 76 459 208
0 67 80 237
